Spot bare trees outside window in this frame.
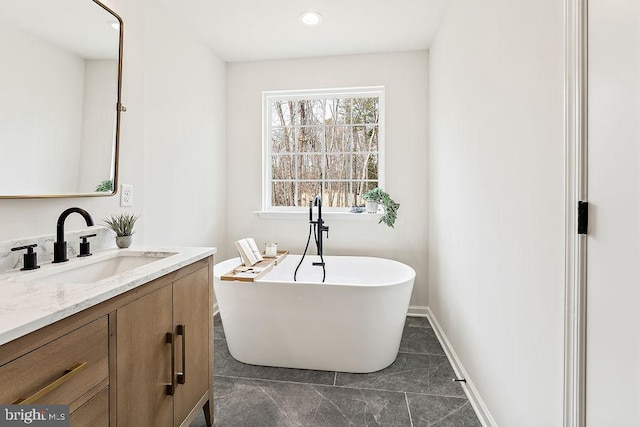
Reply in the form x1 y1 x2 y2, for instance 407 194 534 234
265 88 384 210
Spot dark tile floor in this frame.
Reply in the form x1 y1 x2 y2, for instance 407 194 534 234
191 315 481 427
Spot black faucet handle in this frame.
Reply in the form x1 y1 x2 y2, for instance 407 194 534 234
78 234 97 258
11 244 38 252
11 244 41 271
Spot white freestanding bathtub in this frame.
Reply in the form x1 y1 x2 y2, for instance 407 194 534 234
214 255 415 373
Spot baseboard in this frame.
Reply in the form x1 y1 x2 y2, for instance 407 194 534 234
407 305 429 317
213 302 219 316
426 307 497 427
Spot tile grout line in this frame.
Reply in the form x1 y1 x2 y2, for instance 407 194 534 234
397 350 446 356
214 374 468 399
405 392 414 427
333 372 337 386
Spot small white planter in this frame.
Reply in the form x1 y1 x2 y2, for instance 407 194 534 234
365 201 379 214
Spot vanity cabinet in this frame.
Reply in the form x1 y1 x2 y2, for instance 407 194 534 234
116 266 211 427
0 255 214 427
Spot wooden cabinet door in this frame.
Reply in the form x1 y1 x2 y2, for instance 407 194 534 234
117 285 173 427
172 266 210 427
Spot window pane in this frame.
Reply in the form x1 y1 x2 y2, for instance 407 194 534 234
352 181 379 206
271 127 296 153
324 181 351 207
299 181 322 206
352 98 379 124
353 126 378 152
271 101 299 126
298 127 323 153
325 98 350 124
294 99 324 125
271 155 294 180
353 153 378 181
271 101 286 126
326 126 351 153
272 181 295 207
325 155 350 181
297 154 323 180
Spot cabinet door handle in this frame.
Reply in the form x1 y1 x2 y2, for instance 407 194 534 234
177 324 186 385
166 332 175 396
13 362 87 404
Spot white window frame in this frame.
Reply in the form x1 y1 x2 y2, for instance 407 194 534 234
261 86 385 213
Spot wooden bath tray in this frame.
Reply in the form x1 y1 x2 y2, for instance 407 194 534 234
221 250 288 282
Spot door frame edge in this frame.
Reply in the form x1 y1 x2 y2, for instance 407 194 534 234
564 0 588 425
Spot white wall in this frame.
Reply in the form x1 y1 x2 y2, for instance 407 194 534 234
0 18 84 194
226 51 429 307
0 0 227 260
142 2 227 252
428 0 565 425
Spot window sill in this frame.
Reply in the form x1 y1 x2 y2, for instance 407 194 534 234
254 211 383 221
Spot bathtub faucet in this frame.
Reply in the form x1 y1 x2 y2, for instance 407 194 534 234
294 195 328 282
310 196 329 264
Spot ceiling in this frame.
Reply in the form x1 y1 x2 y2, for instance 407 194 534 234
163 0 451 62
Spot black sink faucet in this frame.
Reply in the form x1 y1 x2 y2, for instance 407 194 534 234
53 207 94 263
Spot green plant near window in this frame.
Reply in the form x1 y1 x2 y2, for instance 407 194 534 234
95 179 114 192
103 213 140 236
363 187 400 228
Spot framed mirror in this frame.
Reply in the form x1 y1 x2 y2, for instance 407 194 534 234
0 0 123 198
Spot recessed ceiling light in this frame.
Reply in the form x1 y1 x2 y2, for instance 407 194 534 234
299 11 323 26
108 20 120 30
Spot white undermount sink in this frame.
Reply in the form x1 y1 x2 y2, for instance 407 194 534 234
16 251 177 284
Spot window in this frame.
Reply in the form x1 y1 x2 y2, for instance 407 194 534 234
263 87 384 211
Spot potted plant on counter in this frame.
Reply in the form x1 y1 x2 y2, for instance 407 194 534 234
104 212 140 248
363 187 400 228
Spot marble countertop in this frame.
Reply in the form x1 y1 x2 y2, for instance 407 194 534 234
0 246 216 346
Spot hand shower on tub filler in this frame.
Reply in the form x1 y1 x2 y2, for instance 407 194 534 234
294 195 329 282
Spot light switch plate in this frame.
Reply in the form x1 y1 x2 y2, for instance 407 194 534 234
120 184 133 207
